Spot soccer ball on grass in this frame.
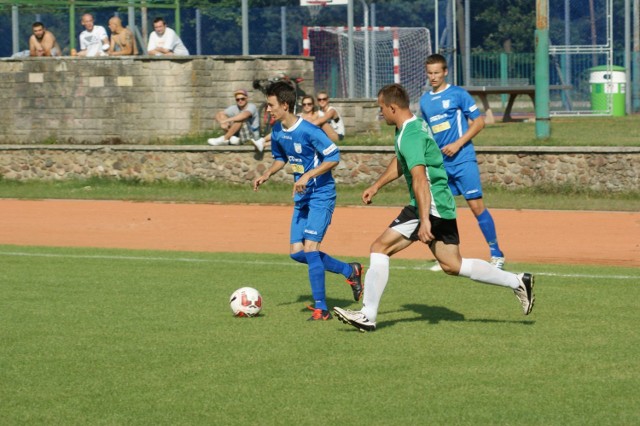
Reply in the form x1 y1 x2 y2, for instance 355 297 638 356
229 287 263 317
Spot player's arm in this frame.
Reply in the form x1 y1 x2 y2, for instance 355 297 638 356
442 115 485 157
29 36 41 56
410 164 434 244
293 159 338 195
39 32 56 56
253 160 286 191
362 157 402 204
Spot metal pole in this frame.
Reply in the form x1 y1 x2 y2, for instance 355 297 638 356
452 0 457 85
12 5 19 55
348 0 355 98
242 0 249 55
69 1 76 51
464 0 470 85
281 6 286 55
371 3 377 97
434 0 439 53
175 0 181 35
360 0 369 98
141 1 148 49
624 0 631 114
634 0 639 111
196 8 202 55
128 1 136 34
535 0 550 139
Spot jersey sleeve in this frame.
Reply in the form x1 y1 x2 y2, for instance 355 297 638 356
459 89 481 120
269 124 288 163
308 123 339 163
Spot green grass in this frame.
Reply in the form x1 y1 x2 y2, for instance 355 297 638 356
1 246 639 424
1 177 638 212
169 115 640 147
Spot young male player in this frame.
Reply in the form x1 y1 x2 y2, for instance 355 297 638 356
420 54 506 270
252 82 363 321
333 84 534 332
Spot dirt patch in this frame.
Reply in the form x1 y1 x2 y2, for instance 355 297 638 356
1 199 638 267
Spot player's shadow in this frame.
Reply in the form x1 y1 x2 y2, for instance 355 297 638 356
376 303 535 330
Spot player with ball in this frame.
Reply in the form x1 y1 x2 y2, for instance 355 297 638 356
253 81 363 321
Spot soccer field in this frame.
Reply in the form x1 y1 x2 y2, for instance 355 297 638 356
1 246 638 425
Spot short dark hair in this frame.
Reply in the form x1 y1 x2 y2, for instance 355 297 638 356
377 83 410 109
153 17 166 25
32 21 45 29
266 81 296 112
426 53 448 70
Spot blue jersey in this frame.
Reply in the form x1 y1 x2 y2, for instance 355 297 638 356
271 117 340 202
419 84 480 168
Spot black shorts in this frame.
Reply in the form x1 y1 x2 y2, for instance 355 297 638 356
388 205 460 244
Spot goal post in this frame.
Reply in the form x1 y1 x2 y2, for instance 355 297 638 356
303 26 431 104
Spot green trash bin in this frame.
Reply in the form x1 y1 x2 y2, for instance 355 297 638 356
588 65 626 116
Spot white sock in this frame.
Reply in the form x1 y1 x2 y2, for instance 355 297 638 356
361 253 390 323
459 258 520 289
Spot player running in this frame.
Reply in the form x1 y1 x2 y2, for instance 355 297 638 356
420 54 506 271
253 81 363 321
333 84 534 332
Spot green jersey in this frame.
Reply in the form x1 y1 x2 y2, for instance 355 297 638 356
394 116 456 219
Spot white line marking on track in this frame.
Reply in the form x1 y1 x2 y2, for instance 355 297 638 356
1 251 637 280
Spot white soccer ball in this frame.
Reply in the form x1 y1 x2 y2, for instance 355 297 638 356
229 287 263 317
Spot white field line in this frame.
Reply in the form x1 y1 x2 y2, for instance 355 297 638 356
1 250 638 281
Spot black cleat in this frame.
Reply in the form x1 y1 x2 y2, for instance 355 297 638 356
346 262 364 301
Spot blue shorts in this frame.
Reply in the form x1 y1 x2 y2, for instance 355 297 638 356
446 160 484 200
290 196 336 244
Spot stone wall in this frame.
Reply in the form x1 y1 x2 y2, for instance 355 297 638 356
1 145 637 192
0 56 377 144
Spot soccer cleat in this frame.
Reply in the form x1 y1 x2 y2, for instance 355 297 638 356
251 137 265 153
333 307 376 332
346 262 364 301
513 273 535 315
429 261 442 272
490 256 506 270
207 136 227 146
229 136 241 145
307 306 333 321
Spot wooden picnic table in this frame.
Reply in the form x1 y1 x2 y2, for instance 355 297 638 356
463 85 572 124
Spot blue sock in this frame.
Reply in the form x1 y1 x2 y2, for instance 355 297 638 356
305 251 327 311
290 250 307 264
476 209 504 257
319 252 352 278
292 250 351 278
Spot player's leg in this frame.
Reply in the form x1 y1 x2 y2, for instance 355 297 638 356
457 161 505 266
429 218 534 315
334 207 416 331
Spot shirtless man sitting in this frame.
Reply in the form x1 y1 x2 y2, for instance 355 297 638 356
29 22 61 57
108 16 138 56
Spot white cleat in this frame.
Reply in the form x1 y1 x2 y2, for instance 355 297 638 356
333 307 376 332
513 273 535 315
251 137 265 153
490 256 505 270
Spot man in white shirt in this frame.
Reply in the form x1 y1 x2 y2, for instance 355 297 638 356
77 13 109 57
147 17 189 56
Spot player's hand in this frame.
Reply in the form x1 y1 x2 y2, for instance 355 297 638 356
253 175 268 191
441 142 461 157
417 221 434 244
362 186 378 204
293 175 309 195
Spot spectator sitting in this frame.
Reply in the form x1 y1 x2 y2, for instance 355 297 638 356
108 16 138 56
299 95 340 142
29 22 61 57
208 89 260 146
314 91 345 141
147 17 189 56
76 13 109 57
